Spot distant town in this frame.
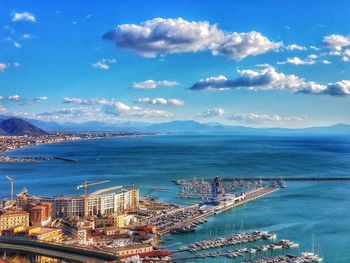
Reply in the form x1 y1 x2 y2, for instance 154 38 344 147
0 117 149 163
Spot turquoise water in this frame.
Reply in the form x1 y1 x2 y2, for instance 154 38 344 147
1 134 350 262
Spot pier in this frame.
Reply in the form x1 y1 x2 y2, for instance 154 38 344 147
149 187 278 236
174 176 350 185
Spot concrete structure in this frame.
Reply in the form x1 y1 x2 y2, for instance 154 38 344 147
16 186 139 219
0 236 118 263
0 211 29 231
112 243 153 258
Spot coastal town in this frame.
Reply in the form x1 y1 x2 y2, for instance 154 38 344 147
0 174 324 263
0 132 146 154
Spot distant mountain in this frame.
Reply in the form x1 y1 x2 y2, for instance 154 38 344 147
0 118 47 136
0 115 349 135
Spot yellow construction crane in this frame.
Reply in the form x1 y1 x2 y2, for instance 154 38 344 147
77 180 110 218
77 180 110 196
6 176 14 202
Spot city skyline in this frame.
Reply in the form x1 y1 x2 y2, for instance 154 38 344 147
1 0 350 128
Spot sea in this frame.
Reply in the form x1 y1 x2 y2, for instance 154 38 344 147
1 133 350 262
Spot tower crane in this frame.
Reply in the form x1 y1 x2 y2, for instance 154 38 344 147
6 176 14 202
77 180 110 218
77 180 110 196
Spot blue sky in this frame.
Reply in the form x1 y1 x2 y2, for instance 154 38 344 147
0 0 350 127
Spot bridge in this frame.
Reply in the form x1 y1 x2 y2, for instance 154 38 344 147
0 236 118 263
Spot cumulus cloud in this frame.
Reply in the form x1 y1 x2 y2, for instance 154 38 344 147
301 80 350 96
213 31 281 60
285 44 307 51
190 67 319 91
190 66 349 96
229 113 307 123
103 17 281 60
91 58 116 70
323 34 350 61
200 108 225 117
132 80 178 89
12 12 36 22
62 97 172 118
104 104 172 118
134 97 184 106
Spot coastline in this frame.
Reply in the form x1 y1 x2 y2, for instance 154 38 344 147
0 132 154 162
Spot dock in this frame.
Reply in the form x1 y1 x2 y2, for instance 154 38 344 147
155 187 278 236
174 176 350 184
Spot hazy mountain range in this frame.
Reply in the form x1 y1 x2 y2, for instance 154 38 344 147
0 115 349 135
0 117 47 136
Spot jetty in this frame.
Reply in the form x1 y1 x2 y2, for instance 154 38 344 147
174 176 350 184
149 187 278 236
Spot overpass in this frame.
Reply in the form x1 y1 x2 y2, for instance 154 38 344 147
0 236 118 263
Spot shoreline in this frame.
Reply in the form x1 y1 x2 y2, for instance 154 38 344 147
0 132 154 162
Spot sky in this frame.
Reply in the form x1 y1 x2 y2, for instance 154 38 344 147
0 0 350 128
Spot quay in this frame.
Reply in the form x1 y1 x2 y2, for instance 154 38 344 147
154 187 278 236
174 176 350 184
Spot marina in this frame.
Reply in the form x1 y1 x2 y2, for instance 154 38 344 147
140 187 278 236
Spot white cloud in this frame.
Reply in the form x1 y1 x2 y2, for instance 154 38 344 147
277 56 316 65
8 95 20 101
104 104 172 118
322 60 332 64
285 44 307 51
4 37 22 49
309 46 320 51
37 107 105 122
62 97 173 118
322 80 350 96
324 34 350 51
1 95 48 104
22 33 35 39
132 80 178 89
324 34 350 61
135 97 184 106
190 66 350 96
103 17 281 60
32 96 48 102
213 31 281 60
229 113 307 123
0 63 7 72
13 41 21 49
91 58 117 70
307 54 318 59
256 63 271 68
12 12 36 23
200 108 225 117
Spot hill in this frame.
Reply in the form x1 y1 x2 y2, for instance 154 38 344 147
0 118 48 136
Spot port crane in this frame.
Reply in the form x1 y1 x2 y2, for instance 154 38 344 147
77 180 110 195
6 176 14 202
